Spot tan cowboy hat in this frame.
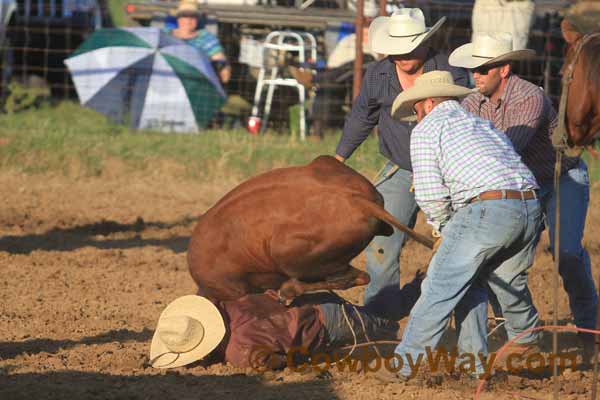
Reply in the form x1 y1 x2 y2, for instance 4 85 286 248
150 295 226 369
175 0 200 17
449 33 536 69
391 71 476 120
368 8 445 55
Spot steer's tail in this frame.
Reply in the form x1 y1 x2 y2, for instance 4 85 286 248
353 196 435 250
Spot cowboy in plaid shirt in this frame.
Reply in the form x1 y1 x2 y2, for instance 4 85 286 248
375 71 542 383
451 33 597 358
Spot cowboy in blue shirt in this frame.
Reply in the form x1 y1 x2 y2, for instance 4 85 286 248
334 8 468 305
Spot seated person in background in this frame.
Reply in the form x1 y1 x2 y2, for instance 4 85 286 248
166 0 231 84
150 273 423 370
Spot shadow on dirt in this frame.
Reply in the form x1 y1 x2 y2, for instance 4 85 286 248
0 370 340 400
0 328 154 359
0 216 200 254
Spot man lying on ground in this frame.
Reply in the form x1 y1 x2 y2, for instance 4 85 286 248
149 273 422 370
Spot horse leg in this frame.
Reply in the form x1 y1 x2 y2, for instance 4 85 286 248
277 265 369 303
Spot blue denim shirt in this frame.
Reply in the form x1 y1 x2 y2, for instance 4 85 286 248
335 51 469 171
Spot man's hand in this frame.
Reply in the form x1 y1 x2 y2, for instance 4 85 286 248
334 154 346 163
433 237 442 253
431 229 442 253
219 66 231 84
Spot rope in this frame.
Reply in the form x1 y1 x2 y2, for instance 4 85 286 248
338 300 359 361
552 150 562 400
352 303 383 358
593 336 600 400
551 60 573 151
322 292 385 365
487 318 507 338
336 340 402 351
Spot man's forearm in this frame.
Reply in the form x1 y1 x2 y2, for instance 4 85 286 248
335 126 372 162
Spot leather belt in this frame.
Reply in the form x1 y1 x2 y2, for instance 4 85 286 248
469 190 537 203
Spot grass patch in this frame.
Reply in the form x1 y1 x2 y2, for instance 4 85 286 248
584 153 600 183
106 0 136 27
2 101 599 184
0 102 384 180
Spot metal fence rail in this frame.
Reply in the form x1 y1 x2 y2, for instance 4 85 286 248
0 1 568 135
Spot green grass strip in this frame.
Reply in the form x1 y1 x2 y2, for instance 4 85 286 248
0 102 384 180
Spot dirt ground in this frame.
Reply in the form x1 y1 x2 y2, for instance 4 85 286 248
1 168 600 400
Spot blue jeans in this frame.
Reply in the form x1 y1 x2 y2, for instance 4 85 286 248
540 160 597 329
364 162 419 305
394 199 542 376
320 303 398 347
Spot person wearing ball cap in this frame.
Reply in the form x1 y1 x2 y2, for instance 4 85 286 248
150 275 423 369
450 32 597 361
375 70 542 383
334 7 468 309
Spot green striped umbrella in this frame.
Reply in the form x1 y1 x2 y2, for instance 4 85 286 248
65 27 226 133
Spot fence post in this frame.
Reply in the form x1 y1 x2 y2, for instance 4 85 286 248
352 0 364 100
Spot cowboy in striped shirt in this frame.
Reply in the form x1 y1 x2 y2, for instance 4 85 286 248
375 71 542 383
450 34 598 357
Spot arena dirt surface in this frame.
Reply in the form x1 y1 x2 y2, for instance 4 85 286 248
1 168 600 400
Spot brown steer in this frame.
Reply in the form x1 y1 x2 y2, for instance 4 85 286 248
187 155 433 302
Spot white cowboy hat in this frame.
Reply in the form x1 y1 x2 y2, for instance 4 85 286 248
150 295 226 369
391 71 476 120
449 33 536 69
368 8 446 55
175 1 201 17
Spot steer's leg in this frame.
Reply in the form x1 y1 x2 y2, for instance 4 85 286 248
278 265 369 303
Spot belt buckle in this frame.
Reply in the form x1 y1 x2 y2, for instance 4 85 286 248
501 189 507 200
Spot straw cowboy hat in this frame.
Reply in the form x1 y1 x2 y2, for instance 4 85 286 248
368 8 446 55
150 295 226 369
391 71 476 120
175 1 201 17
449 33 536 69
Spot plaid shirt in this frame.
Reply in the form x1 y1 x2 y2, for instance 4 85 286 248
411 100 538 232
461 74 579 183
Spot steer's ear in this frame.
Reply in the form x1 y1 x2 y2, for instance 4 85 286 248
561 18 582 44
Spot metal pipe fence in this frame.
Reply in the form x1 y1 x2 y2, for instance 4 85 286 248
0 1 568 135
